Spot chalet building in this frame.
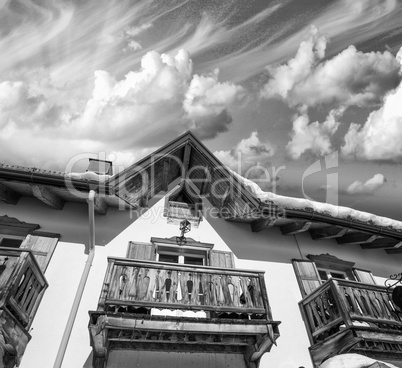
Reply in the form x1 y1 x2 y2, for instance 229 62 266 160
0 132 401 368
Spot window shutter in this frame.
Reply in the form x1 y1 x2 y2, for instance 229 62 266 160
209 250 235 268
353 268 376 285
126 241 156 261
292 259 322 297
21 234 59 273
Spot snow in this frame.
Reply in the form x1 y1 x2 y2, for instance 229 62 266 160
231 170 402 231
65 171 111 183
320 353 398 368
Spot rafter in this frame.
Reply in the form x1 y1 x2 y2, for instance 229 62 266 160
251 218 275 233
199 166 212 196
31 185 64 210
336 232 379 245
360 238 402 249
0 182 20 205
94 196 108 215
161 159 170 192
182 143 191 178
280 221 312 236
310 226 347 240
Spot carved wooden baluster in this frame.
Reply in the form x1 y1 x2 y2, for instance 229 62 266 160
187 273 194 303
198 273 204 305
128 267 139 299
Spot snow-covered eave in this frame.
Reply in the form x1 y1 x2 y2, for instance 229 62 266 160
231 171 402 237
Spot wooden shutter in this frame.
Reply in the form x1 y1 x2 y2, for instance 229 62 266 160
21 234 59 273
353 268 376 284
292 259 322 297
209 250 235 268
126 241 156 261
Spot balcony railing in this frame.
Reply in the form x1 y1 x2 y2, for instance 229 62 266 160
98 257 271 318
90 257 280 368
299 279 402 365
0 247 48 329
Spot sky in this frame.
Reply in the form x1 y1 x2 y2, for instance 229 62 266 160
1 0 402 220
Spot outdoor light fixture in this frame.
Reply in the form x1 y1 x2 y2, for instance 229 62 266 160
385 272 402 312
176 219 191 246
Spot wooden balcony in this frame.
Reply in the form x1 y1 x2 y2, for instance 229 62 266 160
89 257 280 368
0 247 48 366
299 279 402 367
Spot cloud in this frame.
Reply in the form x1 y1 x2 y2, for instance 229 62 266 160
286 109 342 160
0 49 244 168
342 48 402 161
346 174 387 194
261 26 401 108
215 131 276 189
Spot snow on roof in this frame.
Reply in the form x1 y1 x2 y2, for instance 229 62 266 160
320 353 398 368
231 170 402 232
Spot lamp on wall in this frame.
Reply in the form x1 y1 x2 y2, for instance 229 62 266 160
176 219 191 246
385 272 402 312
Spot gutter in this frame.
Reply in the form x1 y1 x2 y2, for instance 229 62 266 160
53 190 96 368
0 166 109 193
281 208 402 241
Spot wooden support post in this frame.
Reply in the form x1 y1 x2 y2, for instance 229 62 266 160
310 226 347 240
280 221 312 235
0 182 20 205
31 185 64 210
337 232 379 245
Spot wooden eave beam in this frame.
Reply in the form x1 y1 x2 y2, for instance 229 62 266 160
0 182 20 205
94 196 108 215
385 248 402 254
310 226 347 240
336 232 379 245
251 218 275 233
139 172 149 208
360 238 402 249
280 221 312 236
31 185 65 210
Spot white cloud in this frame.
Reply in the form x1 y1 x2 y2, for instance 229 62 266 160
342 50 402 161
347 174 387 194
0 50 244 169
286 109 341 160
262 26 401 108
215 131 276 189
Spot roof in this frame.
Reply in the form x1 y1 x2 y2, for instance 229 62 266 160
1 131 402 253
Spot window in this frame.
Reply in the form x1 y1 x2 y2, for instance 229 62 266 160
156 246 207 266
0 235 24 248
293 254 376 297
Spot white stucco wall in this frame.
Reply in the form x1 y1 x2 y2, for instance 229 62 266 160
15 197 312 368
4 193 401 368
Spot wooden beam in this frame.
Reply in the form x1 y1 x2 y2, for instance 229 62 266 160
0 182 20 205
310 226 347 240
360 238 402 249
280 221 312 236
199 166 212 196
31 185 64 210
337 232 379 245
251 218 275 233
385 248 402 254
250 325 277 362
182 143 191 178
162 159 170 192
94 196 108 215
139 172 149 208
